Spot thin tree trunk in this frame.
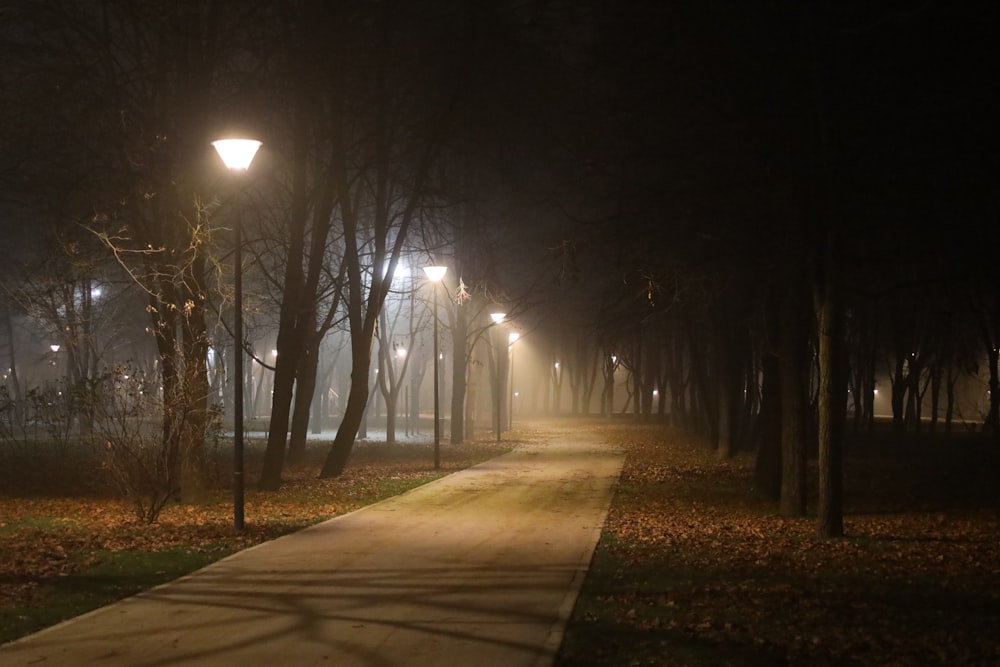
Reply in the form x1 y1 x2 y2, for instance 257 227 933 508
321 330 375 477
179 264 211 502
816 290 845 538
985 347 1000 438
288 334 320 462
779 284 808 517
754 351 782 501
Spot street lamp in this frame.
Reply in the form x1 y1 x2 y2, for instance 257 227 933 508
508 332 520 430
490 313 505 442
423 265 447 469
212 137 262 532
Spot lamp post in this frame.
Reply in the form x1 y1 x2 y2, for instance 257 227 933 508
212 137 262 532
423 265 447 469
490 312 505 442
508 332 520 430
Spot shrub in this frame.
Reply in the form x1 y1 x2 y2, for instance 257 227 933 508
90 365 178 523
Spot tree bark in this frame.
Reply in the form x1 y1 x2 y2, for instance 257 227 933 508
321 335 375 477
754 351 782 501
288 331 321 463
816 289 845 538
779 282 808 517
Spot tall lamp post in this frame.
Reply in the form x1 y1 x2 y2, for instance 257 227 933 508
490 312 505 442
508 332 520 430
212 138 262 532
423 265 447 469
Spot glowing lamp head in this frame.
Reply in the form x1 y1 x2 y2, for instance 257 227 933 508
508 332 520 345
423 265 447 282
490 312 506 324
212 139 262 171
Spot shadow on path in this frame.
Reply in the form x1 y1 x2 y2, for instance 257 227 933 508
0 421 624 667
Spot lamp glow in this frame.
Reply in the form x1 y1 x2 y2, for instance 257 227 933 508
423 265 447 282
212 139 262 171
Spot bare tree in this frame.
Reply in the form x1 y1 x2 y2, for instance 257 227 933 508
0 1 265 499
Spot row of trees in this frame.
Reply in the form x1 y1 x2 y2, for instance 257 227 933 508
521 2 999 538
0 0 577 502
2 2 996 537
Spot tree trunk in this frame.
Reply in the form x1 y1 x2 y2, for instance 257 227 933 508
152 284 183 501
890 354 906 433
259 336 298 491
384 386 397 444
178 261 211 502
754 351 782 501
717 330 740 459
633 333 644 422
944 361 957 434
321 332 374 477
2 307 23 420
311 352 328 436
816 290 845 538
288 333 321 463
601 352 616 417
985 346 1000 437
779 286 808 517
257 113 310 491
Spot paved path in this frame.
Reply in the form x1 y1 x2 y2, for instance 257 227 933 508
0 426 624 666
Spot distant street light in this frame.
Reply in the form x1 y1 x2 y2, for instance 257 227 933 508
490 313 505 442
213 137 262 533
508 332 520 430
423 265 447 469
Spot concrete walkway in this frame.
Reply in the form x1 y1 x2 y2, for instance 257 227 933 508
0 426 624 666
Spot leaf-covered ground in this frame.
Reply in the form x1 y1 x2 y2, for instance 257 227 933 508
5 421 999 663
0 436 511 637
558 422 1000 666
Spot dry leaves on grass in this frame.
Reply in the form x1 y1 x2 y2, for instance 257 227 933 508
588 423 1000 666
0 439 510 608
